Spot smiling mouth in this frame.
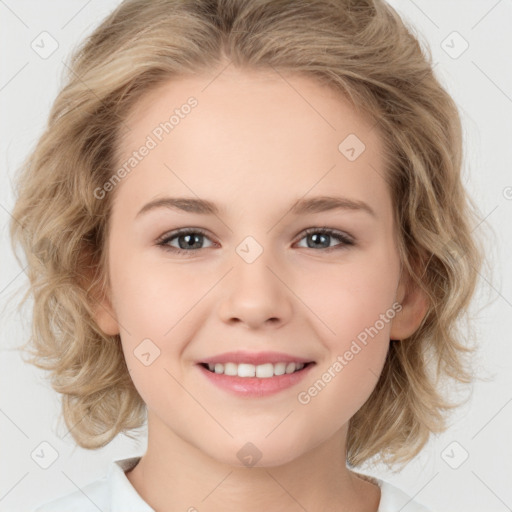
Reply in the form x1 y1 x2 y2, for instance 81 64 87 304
199 361 315 378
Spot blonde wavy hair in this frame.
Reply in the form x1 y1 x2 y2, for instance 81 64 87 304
9 0 484 469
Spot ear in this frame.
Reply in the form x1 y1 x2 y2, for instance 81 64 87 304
77 246 120 337
390 270 429 341
91 283 120 336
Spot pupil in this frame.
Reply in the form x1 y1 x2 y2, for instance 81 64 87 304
180 234 202 249
310 233 328 248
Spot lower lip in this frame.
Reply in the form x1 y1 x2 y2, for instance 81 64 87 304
197 363 315 398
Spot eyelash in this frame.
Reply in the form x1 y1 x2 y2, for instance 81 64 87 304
155 227 355 257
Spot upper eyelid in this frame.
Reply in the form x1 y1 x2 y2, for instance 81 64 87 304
156 227 211 243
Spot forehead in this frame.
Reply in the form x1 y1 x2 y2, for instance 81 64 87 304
111 68 390 220
118 68 380 151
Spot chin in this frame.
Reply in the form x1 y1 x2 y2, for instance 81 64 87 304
207 437 306 469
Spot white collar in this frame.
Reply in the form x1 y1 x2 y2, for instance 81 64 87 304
110 456 154 511
109 456 430 512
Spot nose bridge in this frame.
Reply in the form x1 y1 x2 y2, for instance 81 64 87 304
217 234 293 327
233 234 282 299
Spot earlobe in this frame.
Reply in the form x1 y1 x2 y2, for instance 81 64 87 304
77 259 120 336
77 246 120 336
93 292 120 336
390 274 429 341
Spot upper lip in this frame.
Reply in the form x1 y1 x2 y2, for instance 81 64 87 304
199 351 315 366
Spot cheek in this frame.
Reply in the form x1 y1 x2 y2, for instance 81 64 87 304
299 249 400 347
295 255 397 429
110 259 201 408
110 252 205 335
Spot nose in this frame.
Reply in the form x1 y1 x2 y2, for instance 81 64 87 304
217 251 294 330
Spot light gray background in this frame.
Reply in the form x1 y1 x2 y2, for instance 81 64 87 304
1 1 511 511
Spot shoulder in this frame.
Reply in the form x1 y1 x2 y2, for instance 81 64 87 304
31 456 149 512
30 477 109 512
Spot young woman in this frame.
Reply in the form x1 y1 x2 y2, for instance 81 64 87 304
10 1 483 510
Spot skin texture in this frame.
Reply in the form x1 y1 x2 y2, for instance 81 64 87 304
93 66 428 512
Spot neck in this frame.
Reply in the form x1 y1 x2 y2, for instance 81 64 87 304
125 412 380 512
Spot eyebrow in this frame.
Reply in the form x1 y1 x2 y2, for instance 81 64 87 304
135 195 376 219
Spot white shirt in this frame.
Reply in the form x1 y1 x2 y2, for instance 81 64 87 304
31 456 433 512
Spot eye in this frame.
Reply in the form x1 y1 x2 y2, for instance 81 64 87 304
156 228 216 256
294 227 354 252
155 226 354 256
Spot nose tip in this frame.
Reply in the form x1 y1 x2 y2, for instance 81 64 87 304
217 258 293 329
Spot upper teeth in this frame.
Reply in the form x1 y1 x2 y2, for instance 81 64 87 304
207 362 306 378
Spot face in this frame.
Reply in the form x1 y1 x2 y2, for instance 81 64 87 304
95 67 422 468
